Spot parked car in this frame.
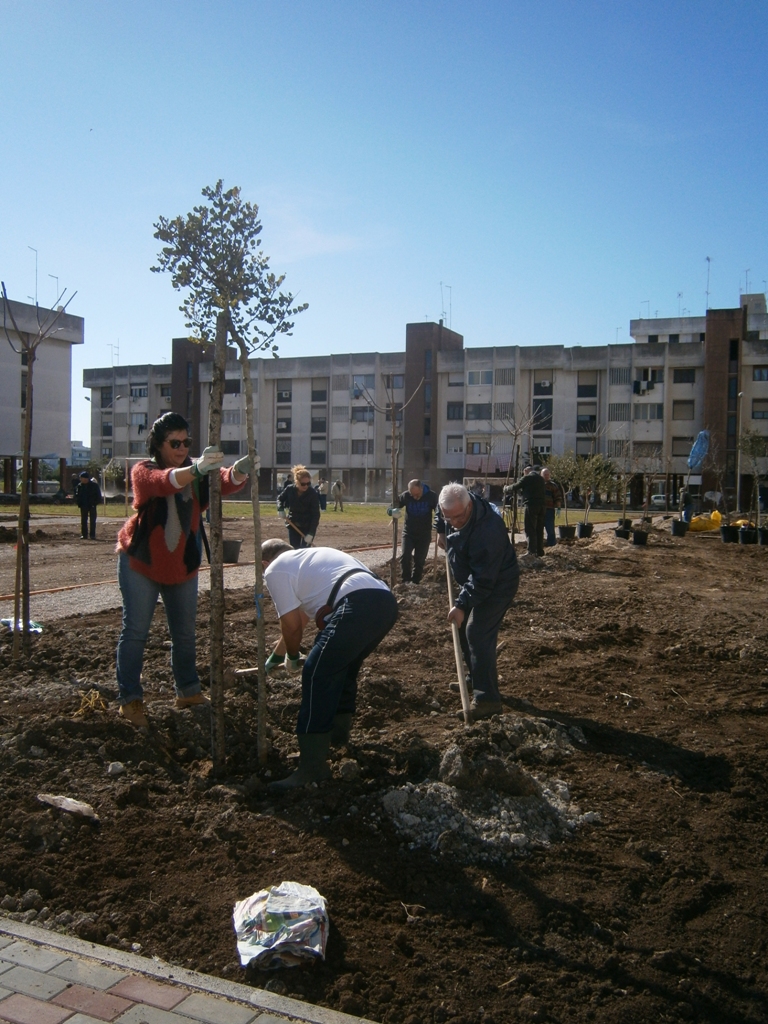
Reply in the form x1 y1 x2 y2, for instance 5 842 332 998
650 494 668 508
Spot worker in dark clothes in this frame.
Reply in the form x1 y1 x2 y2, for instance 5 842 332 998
76 470 102 540
435 483 520 723
505 466 546 556
277 464 321 548
388 479 438 584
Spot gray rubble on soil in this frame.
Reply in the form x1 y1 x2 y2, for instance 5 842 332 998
381 713 599 864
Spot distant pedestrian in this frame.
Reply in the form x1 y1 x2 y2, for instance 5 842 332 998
331 478 345 512
388 479 438 584
278 464 321 548
76 471 102 540
540 467 561 547
505 465 546 556
317 478 328 511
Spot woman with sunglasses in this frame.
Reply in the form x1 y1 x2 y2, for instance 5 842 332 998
115 412 253 727
277 463 321 549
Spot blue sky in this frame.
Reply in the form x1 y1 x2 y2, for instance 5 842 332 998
2 0 767 444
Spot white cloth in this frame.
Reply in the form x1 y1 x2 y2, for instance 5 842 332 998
264 548 389 620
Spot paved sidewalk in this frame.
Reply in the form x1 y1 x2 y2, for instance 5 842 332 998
0 919 373 1024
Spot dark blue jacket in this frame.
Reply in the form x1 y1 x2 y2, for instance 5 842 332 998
277 483 321 536
396 484 438 535
435 493 519 612
76 478 102 509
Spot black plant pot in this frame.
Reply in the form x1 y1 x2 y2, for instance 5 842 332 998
614 528 631 540
670 519 689 537
617 518 632 530
558 525 576 541
632 529 648 546
759 527 768 546
720 525 739 544
739 527 758 545
577 522 594 539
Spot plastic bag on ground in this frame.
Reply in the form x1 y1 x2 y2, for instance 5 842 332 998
1 618 43 634
233 881 328 969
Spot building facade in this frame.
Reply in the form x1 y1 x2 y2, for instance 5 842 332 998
82 295 768 501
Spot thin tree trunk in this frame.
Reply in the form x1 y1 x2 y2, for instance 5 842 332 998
208 312 227 773
237 343 268 765
390 405 398 588
13 346 34 660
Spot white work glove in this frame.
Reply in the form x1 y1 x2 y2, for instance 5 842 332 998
304 533 314 545
284 653 302 674
232 454 260 476
193 446 223 477
387 507 401 519
278 508 286 519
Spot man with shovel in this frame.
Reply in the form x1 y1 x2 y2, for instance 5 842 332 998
436 483 519 723
261 538 398 790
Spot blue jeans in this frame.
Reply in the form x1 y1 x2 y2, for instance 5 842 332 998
298 588 398 734
116 553 202 705
544 508 557 546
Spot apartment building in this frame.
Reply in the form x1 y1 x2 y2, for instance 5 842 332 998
1 298 84 494
82 294 768 501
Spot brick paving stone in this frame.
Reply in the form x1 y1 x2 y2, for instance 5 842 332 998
1 965 70 1000
109 975 189 1010
50 958 129 991
0 940 12 950
53 982 134 1021
113 1005 201 1024
60 1016 118 1024
0 991 74 1024
174 991 258 1024
250 1016 298 1023
0 986 10 1001
0 965 11 976
0 942 68 972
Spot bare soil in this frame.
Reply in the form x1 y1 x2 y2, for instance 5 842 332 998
1 514 768 1024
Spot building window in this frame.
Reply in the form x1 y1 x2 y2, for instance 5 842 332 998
310 444 326 465
673 368 696 384
446 435 464 453
224 378 241 395
494 402 514 420
351 406 374 423
130 384 148 399
222 409 241 425
633 442 661 458
101 446 112 458
311 415 327 433
467 370 492 386
352 374 375 397
607 439 628 458
466 403 492 420
577 371 598 398
424 382 432 412
668 334 680 344
753 366 768 382
608 403 630 421
130 412 148 429
533 369 553 395
384 374 404 390
672 436 694 456
636 368 664 383
220 440 240 455
700 333 706 342
495 367 515 386
311 378 328 401
532 398 552 430
129 441 143 454
610 367 630 385
424 417 431 438
648 335 659 344
425 350 432 378
102 421 113 437
447 373 463 387
332 374 349 391
101 386 113 406
576 439 594 456
332 405 349 422
187 361 193 380
531 438 551 457
331 438 347 455
276 439 291 465
447 401 464 420
276 417 291 433
351 439 374 455
576 403 597 433
160 385 172 398
672 401 695 421
467 440 489 455
752 400 768 419
634 403 664 420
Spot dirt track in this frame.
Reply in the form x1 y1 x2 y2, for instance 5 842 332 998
1 514 767 1024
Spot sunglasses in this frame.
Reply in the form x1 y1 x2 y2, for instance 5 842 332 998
297 480 311 487
167 438 192 449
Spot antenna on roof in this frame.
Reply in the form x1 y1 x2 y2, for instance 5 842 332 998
705 257 711 310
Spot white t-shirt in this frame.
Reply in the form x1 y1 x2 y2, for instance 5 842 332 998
264 547 389 619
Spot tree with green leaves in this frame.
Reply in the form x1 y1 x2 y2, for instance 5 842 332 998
575 452 615 524
738 427 768 527
545 450 579 528
152 180 307 771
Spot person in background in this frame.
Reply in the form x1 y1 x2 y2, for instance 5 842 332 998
505 465 546 556
261 538 397 789
316 477 328 511
435 483 519 722
115 412 251 728
277 464 321 548
76 470 102 540
388 478 438 584
540 467 561 548
331 478 346 512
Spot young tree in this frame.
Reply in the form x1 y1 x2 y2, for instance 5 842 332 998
545 450 580 528
1 282 77 659
738 427 768 527
575 452 615 524
153 181 307 770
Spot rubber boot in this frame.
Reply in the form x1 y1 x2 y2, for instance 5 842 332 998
269 733 332 791
330 712 353 747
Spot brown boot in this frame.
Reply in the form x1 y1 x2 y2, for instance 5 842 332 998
175 693 209 709
119 700 149 728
